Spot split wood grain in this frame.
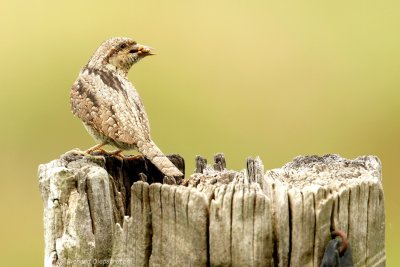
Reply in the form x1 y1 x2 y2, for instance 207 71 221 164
38 150 385 267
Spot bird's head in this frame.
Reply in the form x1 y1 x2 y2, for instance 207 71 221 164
87 37 155 76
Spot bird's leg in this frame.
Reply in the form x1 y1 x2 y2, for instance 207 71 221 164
96 148 109 154
109 149 123 156
106 149 143 160
85 142 107 154
121 154 144 161
107 149 125 160
105 150 143 161
125 155 144 160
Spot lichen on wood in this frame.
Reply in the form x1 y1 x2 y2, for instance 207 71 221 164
38 150 385 267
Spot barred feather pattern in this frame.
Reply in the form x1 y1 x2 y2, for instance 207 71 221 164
70 37 183 177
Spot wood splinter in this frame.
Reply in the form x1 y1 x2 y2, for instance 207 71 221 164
38 150 385 267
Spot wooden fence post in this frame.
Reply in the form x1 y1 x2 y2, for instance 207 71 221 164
38 149 385 267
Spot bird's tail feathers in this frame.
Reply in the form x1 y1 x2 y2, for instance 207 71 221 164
137 140 183 177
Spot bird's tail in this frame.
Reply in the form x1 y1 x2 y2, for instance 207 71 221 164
137 140 183 177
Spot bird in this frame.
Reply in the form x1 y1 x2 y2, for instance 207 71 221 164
70 37 183 177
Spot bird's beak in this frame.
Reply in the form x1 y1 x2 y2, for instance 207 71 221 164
136 44 156 56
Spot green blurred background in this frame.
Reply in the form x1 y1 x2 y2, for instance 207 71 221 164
1 0 398 265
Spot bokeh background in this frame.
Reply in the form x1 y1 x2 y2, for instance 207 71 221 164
1 0 398 265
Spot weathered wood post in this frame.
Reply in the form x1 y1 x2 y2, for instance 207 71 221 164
38 150 385 267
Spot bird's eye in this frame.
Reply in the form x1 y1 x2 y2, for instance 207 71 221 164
119 43 127 50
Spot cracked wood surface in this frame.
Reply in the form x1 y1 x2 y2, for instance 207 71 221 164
38 150 385 267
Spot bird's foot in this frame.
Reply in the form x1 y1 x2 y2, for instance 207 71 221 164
106 149 122 156
85 142 107 154
89 148 111 156
104 150 143 161
84 144 123 158
107 149 125 160
121 154 144 161
90 149 125 159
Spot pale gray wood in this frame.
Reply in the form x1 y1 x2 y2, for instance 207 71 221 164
263 154 385 267
208 181 272 267
366 183 385 267
148 183 208 267
313 186 334 267
349 182 369 266
263 181 290 267
39 151 385 267
287 188 316 266
109 181 151 267
38 152 107 267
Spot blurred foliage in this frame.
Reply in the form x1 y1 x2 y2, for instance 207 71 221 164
0 0 398 265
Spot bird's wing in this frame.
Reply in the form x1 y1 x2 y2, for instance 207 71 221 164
123 75 151 137
71 68 183 177
70 69 151 145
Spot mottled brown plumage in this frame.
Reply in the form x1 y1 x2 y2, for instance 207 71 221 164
70 37 183 177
